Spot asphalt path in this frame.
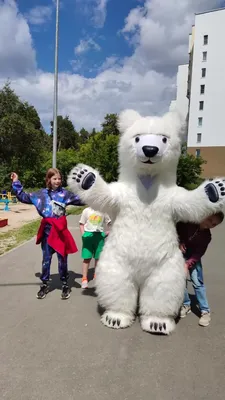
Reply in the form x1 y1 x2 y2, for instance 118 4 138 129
0 215 224 400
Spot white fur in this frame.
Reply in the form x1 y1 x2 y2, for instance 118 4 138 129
140 316 175 335
101 311 135 329
117 109 142 133
67 109 225 336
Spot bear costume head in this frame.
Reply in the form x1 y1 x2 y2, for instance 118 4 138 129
117 109 185 179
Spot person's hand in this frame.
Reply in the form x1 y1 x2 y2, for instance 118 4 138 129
10 172 18 182
105 231 110 237
179 243 186 253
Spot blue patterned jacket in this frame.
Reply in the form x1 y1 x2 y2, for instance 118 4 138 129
12 180 82 219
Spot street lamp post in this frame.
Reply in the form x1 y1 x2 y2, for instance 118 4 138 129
52 0 60 168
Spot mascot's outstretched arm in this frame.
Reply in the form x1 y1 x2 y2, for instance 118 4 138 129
67 163 120 215
172 178 225 222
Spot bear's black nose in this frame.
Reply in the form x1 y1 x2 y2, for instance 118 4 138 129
142 146 159 158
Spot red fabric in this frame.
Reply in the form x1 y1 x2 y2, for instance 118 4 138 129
36 216 78 257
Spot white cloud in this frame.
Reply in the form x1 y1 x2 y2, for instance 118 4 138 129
0 0 222 131
0 0 36 77
93 0 108 28
70 59 84 72
75 0 109 28
98 56 120 72
25 5 53 25
121 0 220 76
74 38 101 54
2 68 174 132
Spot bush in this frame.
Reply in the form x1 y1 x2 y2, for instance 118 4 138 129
177 145 205 189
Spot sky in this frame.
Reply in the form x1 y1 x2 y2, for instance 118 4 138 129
0 0 224 132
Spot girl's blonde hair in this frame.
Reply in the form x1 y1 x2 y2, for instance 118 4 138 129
45 168 62 189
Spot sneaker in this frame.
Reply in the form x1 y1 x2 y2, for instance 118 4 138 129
81 278 88 289
36 283 49 299
61 284 71 300
180 305 191 318
199 312 211 327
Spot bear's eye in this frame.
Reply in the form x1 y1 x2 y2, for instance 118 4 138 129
135 136 140 143
162 137 167 143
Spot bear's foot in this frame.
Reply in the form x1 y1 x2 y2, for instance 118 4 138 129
140 316 175 336
101 311 135 329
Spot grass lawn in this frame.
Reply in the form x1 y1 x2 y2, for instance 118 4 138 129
66 206 85 216
0 219 41 255
0 206 85 256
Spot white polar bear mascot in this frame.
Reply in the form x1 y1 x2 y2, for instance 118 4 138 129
68 109 225 335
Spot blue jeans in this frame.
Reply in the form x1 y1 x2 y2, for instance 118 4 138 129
183 260 210 313
40 235 68 284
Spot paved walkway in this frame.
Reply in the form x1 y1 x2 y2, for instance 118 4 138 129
0 215 225 400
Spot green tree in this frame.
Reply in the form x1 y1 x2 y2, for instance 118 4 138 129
0 81 20 119
77 132 101 168
101 113 120 137
24 149 79 188
77 131 119 182
17 101 42 130
53 149 78 185
50 115 79 151
79 127 89 144
97 134 119 182
0 164 10 191
0 82 49 189
177 144 205 188
90 128 97 136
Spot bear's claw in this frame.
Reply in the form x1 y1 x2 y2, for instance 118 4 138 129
101 311 135 329
140 316 175 335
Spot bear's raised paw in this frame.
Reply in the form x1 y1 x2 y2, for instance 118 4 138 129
205 179 225 203
101 311 135 329
68 164 96 191
140 316 176 335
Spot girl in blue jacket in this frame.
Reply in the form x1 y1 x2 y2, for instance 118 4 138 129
11 168 83 300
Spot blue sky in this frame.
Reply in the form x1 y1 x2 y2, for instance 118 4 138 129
18 0 135 77
0 0 223 131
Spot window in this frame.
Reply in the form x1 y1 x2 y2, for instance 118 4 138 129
199 101 204 110
202 68 206 78
202 51 207 62
197 133 202 143
200 84 205 94
198 117 203 127
196 149 201 157
203 35 208 45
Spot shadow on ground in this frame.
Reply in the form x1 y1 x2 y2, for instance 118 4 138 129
0 270 82 289
35 270 83 290
189 293 201 317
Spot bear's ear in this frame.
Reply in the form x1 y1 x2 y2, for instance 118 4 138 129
162 110 186 141
117 109 142 134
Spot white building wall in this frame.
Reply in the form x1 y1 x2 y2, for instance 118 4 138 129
176 64 189 120
188 8 225 147
169 64 188 118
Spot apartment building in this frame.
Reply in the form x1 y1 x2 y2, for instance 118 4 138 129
187 8 225 178
170 64 189 120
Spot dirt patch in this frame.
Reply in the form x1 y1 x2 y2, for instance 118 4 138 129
0 203 39 232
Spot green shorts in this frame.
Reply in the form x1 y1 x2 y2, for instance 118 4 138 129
81 231 106 260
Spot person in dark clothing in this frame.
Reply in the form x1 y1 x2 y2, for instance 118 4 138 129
177 211 224 327
11 168 83 300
